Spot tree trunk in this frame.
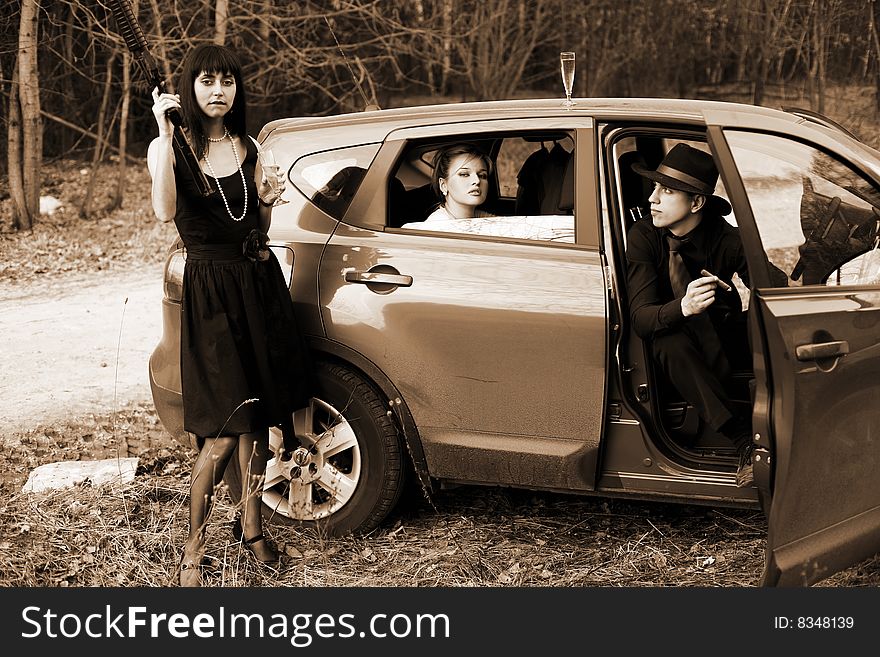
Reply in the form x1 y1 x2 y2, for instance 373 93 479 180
576 6 589 97
0 55 5 179
441 0 452 96
413 0 436 92
80 53 116 219
735 0 755 84
7 60 30 231
111 49 132 211
872 0 880 113
108 0 138 211
259 1 271 58
815 0 827 114
807 0 825 112
18 0 42 230
62 2 76 155
148 0 173 92
214 0 229 45
753 56 769 107
751 0 770 106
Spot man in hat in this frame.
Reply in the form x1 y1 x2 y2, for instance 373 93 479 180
626 142 754 487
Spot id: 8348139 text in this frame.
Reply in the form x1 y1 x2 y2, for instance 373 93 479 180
773 616 854 630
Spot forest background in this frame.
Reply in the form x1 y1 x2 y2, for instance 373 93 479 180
4 0 880 232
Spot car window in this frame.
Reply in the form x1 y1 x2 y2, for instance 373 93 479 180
290 143 380 220
392 132 575 243
726 131 880 287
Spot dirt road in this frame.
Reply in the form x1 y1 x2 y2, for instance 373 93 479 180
0 267 165 439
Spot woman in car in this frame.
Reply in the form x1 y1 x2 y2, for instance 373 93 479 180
147 44 312 586
402 143 495 231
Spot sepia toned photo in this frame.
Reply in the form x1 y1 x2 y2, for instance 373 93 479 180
2 0 879 610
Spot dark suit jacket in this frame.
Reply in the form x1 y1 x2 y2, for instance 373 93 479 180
625 212 749 341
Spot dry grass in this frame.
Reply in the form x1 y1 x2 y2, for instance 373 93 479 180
2 403 879 588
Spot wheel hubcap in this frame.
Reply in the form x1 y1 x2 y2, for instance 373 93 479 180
262 397 362 521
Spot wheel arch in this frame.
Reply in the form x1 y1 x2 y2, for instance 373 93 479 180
307 335 435 495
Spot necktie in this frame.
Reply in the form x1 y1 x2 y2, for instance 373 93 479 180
666 235 690 298
666 234 730 378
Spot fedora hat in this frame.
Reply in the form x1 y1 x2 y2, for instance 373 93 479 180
632 143 732 215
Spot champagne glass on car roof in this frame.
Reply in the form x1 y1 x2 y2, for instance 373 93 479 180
560 51 575 109
258 148 289 206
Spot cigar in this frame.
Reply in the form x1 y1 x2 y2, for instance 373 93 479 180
700 269 733 292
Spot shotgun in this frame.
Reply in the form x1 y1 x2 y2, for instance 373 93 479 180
108 0 213 197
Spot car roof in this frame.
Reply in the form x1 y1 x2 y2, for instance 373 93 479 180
258 97 799 143
258 97 880 182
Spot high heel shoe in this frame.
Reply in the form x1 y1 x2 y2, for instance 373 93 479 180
243 534 279 564
232 517 278 563
179 549 203 587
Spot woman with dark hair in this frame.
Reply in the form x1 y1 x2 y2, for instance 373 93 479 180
429 143 493 221
147 43 312 586
400 143 495 232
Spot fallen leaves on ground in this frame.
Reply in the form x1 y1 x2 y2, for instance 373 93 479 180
2 403 879 588
0 159 177 294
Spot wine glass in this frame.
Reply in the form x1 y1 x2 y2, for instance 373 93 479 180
258 148 289 206
560 51 576 109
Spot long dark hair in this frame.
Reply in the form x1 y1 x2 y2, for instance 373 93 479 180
431 143 492 199
178 44 247 159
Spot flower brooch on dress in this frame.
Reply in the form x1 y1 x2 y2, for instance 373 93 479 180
242 229 270 262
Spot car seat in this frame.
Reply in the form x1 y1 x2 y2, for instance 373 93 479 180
618 150 654 224
515 142 573 215
388 178 438 227
557 150 574 214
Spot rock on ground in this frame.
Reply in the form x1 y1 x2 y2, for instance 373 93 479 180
22 456 139 493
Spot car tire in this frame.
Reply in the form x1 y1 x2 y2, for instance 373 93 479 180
223 361 406 537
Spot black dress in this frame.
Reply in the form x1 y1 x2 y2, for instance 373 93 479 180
172 136 311 440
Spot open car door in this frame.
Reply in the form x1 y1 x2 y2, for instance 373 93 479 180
708 124 880 586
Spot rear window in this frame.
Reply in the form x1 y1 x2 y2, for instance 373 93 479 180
290 143 380 219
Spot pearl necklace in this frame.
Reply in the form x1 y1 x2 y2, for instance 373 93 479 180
203 127 248 222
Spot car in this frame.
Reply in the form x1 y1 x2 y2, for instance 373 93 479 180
149 97 880 587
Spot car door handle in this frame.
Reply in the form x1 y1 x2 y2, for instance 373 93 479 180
795 340 850 361
344 270 413 287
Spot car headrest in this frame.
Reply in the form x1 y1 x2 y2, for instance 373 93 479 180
516 143 574 215
558 151 574 213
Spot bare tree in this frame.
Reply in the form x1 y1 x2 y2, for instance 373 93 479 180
7 60 27 231
453 0 553 100
214 0 229 45
568 1 658 97
111 47 133 211
871 0 880 111
11 0 42 231
147 0 175 93
808 0 829 112
80 52 117 218
801 0 851 113
751 0 795 106
440 0 453 96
